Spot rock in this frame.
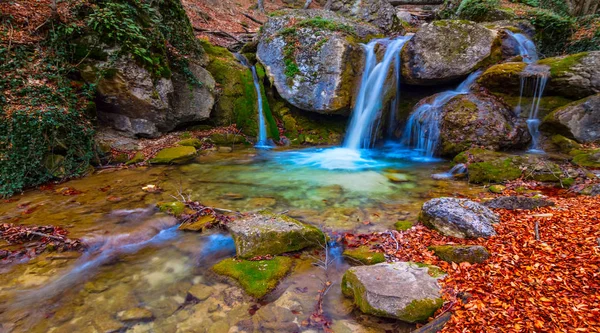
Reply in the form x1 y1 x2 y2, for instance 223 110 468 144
209 133 247 145
570 148 600 168
178 138 203 148
415 92 529 156
212 257 293 298
539 52 600 100
157 202 186 216
343 246 386 265
93 314 124 333
454 148 565 183
401 20 501 85
117 308 154 322
394 220 414 231
341 262 445 322
428 245 490 263
125 152 144 165
328 0 402 33
550 134 581 153
148 146 197 164
257 9 381 114
419 197 498 238
483 196 555 210
488 185 506 194
227 210 324 258
542 94 600 144
188 284 213 301
170 63 216 125
218 146 233 153
579 184 600 196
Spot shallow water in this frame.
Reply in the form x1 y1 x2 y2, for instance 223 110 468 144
0 147 482 332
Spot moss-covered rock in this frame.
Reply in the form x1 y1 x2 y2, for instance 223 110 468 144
343 247 386 265
341 262 445 322
542 94 600 144
157 201 186 216
428 245 490 264
227 210 325 259
125 152 145 165
571 149 600 168
149 146 197 164
212 257 293 298
394 220 414 231
488 184 506 193
208 133 247 145
178 138 203 149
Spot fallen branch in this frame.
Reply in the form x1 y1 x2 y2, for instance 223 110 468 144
412 312 452 333
193 27 243 43
242 12 264 25
27 231 66 242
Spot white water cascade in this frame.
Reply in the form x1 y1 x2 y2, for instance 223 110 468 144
401 70 482 158
506 31 547 152
343 36 412 150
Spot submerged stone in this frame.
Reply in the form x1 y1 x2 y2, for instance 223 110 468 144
419 197 498 239
187 284 213 301
212 257 293 298
488 185 506 194
149 146 197 164
484 196 555 210
117 308 154 322
428 245 490 264
341 262 445 322
343 246 386 265
227 210 324 259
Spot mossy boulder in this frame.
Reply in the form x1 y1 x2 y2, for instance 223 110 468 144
550 135 581 153
343 246 386 265
542 94 600 144
538 52 600 99
226 210 325 259
428 245 490 264
178 138 203 149
483 196 555 210
149 146 197 164
212 257 293 298
401 20 501 85
488 184 506 193
394 220 414 231
419 197 498 239
328 0 403 33
495 93 574 122
257 9 381 114
341 262 445 322
209 133 247 145
571 149 600 168
125 152 144 165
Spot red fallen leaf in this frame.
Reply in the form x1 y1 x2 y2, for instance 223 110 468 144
106 196 122 202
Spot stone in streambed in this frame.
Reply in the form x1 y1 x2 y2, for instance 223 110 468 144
341 262 445 322
227 210 324 258
188 284 213 301
428 245 490 264
149 146 197 164
419 198 498 239
117 307 154 322
488 185 506 194
483 196 555 210
178 138 203 148
212 257 293 298
343 246 386 265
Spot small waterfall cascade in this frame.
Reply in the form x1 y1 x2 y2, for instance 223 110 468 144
234 53 273 149
432 163 467 180
387 52 402 138
506 31 547 152
343 36 412 150
402 70 482 158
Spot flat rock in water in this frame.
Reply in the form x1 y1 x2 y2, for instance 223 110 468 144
342 262 445 322
227 210 324 258
419 198 498 238
117 308 154 322
484 196 555 210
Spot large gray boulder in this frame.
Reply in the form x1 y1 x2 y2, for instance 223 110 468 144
342 262 445 322
227 210 324 259
328 0 402 33
257 9 381 114
419 198 499 238
542 94 600 143
401 20 500 85
84 58 215 138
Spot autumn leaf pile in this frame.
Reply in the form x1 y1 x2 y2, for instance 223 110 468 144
345 194 600 332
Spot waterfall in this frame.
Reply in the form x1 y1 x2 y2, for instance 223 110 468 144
387 53 402 138
343 36 412 150
505 31 547 152
402 70 482 158
234 54 273 149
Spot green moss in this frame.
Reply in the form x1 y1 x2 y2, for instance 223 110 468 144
125 152 144 165
148 146 197 164
478 62 527 93
488 184 506 193
394 220 414 231
113 153 129 164
209 133 246 145
42 154 66 178
212 257 293 298
468 159 522 183
198 39 232 58
496 94 572 118
572 150 600 168
178 138 203 149
343 247 386 265
538 52 588 77
411 262 446 278
158 201 186 216
428 245 489 264
397 298 444 323
551 135 581 153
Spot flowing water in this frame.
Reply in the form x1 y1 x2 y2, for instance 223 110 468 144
401 71 482 159
0 148 483 332
234 54 273 149
506 31 548 153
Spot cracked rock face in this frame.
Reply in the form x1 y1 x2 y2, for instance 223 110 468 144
329 0 402 33
419 197 499 238
341 262 445 322
542 93 600 143
401 20 499 85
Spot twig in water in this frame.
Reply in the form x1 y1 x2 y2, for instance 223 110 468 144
27 231 66 242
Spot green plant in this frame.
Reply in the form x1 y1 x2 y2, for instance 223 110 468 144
457 0 500 21
510 0 539 7
526 9 575 56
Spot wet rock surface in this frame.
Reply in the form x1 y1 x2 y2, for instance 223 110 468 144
328 0 402 33
342 262 445 322
429 245 490 263
419 197 498 238
484 196 555 210
542 94 600 144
